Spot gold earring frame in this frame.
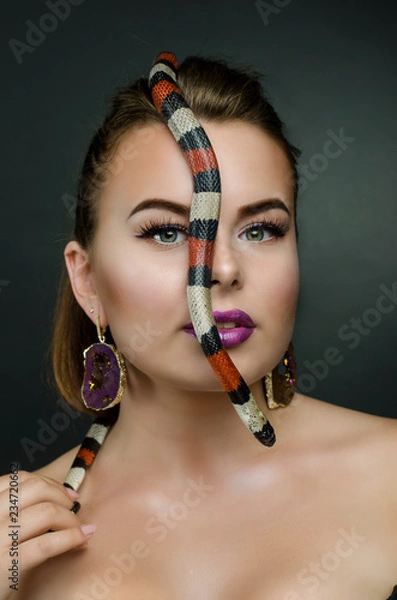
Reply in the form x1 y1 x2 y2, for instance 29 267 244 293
264 342 296 409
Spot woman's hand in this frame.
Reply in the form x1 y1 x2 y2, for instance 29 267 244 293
0 469 95 599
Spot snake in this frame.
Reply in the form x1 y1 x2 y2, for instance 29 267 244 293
148 51 275 447
63 51 275 497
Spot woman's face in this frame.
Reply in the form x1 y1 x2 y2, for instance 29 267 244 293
85 119 299 392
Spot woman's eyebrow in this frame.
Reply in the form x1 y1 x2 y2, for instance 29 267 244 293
237 198 290 219
127 198 190 220
127 197 290 221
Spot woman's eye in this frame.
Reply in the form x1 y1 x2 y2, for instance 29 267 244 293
136 223 189 245
244 227 268 242
137 219 287 245
153 228 186 244
240 220 288 242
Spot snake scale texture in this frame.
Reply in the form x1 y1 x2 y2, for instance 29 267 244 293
148 52 275 447
63 51 275 495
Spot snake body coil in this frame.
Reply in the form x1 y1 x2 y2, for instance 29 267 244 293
149 52 275 447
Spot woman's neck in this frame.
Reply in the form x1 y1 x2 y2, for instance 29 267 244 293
102 372 280 481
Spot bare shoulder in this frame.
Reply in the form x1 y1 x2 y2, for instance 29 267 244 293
294 394 397 561
294 391 396 431
288 392 397 502
34 445 80 484
291 392 397 455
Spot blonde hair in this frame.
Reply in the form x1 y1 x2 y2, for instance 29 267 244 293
51 55 300 415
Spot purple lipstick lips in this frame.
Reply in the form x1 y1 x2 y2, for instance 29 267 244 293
183 309 256 348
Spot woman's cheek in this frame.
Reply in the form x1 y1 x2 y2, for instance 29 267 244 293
99 273 167 366
260 255 299 328
278 261 299 311
94 251 188 361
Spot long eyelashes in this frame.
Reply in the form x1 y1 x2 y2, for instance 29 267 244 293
242 219 289 241
136 218 189 244
135 217 289 244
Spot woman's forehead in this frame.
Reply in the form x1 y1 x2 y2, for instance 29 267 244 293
99 120 295 215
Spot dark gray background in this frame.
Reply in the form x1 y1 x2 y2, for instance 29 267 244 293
1 0 396 474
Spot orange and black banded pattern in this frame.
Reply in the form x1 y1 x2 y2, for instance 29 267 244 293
62 53 276 497
149 51 275 447
64 52 275 496
63 417 115 493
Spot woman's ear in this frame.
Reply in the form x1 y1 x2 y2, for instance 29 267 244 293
64 241 108 326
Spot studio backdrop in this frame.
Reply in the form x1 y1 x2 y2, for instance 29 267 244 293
0 0 396 474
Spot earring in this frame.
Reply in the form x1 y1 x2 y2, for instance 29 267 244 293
263 342 296 409
81 316 126 411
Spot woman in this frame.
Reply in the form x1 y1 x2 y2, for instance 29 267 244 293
1 52 396 599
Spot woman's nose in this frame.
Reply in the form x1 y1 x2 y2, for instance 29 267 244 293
210 235 243 290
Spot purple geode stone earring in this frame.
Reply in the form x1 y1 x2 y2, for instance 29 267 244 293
81 316 126 411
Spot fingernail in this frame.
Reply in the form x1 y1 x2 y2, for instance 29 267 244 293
81 524 97 536
64 486 80 499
